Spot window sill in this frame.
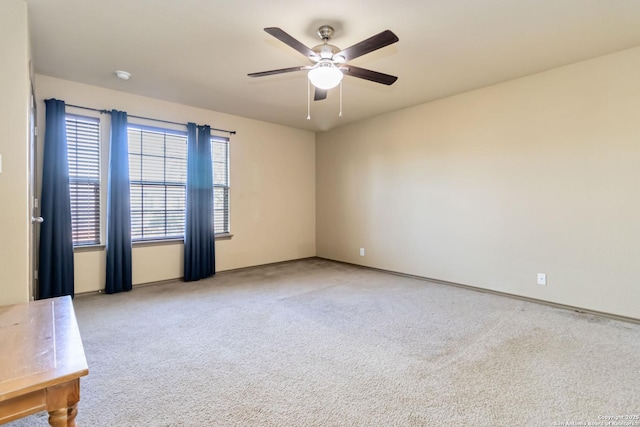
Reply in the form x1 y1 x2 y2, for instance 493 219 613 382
133 238 184 247
73 244 105 252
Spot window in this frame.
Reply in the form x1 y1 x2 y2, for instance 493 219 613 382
211 136 230 234
128 125 188 240
66 115 101 246
127 125 230 241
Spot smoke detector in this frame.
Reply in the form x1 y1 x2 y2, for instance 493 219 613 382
115 70 131 81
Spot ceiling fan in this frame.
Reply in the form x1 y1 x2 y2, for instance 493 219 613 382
248 25 399 101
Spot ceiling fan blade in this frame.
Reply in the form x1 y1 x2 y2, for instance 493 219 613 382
342 65 398 85
335 30 399 62
248 66 309 78
314 88 328 101
264 27 319 60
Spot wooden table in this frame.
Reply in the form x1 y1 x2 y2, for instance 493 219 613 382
0 296 88 426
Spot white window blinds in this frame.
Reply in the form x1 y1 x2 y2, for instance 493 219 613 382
212 136 230 234
66 115 101 246
128 125 188 240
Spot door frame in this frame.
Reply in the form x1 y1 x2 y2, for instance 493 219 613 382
28 63 38 300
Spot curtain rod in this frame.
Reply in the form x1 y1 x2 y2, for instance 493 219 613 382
60 102 236 135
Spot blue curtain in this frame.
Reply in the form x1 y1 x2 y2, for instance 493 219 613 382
105 110 133 293
184 124 215 281
38 99 75 299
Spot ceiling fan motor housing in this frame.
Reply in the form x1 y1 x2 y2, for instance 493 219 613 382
311 44 341 61
310 26 342 62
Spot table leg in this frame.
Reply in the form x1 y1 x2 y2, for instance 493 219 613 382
47 408 68 427
46 403 78 427
67 403 78 427
45 380 80 427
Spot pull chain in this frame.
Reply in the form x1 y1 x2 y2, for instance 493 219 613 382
307 79 311 120
339 81 343 117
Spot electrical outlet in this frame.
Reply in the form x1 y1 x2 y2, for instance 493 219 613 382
537 273 547 286
359 248 365 257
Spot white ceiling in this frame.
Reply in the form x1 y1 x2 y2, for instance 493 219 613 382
26 0 640 133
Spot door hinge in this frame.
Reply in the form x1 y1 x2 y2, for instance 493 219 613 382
34 198 39 208
34 126 38 136
34 270 38 280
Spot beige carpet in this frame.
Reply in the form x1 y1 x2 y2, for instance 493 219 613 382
7 258 640 426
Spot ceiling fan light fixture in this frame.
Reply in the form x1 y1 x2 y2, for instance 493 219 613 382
308 62 343 90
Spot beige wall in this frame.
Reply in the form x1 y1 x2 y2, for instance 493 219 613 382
317 47 640 320
0 0 31 305
35 75 316 294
